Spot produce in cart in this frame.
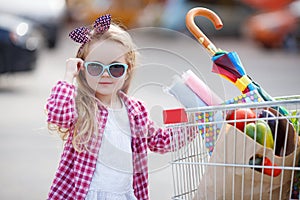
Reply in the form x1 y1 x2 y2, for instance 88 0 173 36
226 108 256 131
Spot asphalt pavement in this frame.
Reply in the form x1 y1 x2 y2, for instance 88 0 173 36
0 23 299 200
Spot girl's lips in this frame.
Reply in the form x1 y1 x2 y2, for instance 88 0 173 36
98 82 113 85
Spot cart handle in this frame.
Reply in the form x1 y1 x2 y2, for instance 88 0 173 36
186 7 223 56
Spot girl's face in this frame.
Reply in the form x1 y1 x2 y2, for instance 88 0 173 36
84 40 128 100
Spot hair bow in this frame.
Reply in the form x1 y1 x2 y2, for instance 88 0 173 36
69 14 111 44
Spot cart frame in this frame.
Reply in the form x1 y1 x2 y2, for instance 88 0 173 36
168 96 300 200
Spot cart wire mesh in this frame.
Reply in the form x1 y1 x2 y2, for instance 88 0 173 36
168 96 300 200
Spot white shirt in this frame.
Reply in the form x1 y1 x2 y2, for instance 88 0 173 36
86 103 137 200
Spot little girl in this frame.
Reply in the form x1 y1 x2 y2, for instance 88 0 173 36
46 14 193 200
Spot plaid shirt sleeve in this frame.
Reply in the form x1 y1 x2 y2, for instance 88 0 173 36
147 120 197 154
131 100 197 154
46 81 78 129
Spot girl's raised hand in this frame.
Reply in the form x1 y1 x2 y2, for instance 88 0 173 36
64 58 84 84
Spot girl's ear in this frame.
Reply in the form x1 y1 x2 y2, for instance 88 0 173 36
76 59 85 71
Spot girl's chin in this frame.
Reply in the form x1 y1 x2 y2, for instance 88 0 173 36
89 83 122 96
94 88 119 96
94 90 112 96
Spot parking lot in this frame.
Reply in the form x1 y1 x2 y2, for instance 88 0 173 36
0 23 300 199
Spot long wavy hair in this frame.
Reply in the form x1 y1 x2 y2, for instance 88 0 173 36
64 23 137 152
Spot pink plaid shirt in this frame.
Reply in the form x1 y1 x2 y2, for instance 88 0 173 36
46 81 191 200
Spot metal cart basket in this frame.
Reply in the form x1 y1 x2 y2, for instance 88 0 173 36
167 96 300 200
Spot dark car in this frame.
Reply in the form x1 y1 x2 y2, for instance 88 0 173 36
0 13 42 73
0 0 67 48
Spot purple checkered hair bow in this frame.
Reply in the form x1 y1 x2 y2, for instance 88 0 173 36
69 14 111 44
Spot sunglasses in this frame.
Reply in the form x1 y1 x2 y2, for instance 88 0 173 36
84 61 128 78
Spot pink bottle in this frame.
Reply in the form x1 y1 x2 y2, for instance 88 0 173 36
182 70 222 106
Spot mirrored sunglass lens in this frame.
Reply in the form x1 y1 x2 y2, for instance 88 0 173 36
109 64 126 77
86 63 103 76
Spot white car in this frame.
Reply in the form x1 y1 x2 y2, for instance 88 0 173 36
0 0 67 48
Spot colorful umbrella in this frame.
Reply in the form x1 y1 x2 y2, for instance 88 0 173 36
212 51 256 94
185 7 289 115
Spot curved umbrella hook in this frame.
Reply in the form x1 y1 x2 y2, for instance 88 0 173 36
186 7 223 56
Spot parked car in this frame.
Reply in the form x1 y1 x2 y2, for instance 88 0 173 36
0 0 67 48
244 0 300 50
0 13 41 73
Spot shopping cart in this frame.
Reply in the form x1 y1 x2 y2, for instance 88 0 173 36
166 96 300 200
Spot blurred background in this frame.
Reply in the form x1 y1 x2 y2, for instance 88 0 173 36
0 0 300 199
1 0 300 74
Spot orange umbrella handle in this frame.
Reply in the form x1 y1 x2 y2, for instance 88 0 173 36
186 7 223 56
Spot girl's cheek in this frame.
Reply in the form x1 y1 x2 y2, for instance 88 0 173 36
116 78 126 89
86 77 99 90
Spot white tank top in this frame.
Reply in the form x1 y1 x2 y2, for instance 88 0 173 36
86 102 136 200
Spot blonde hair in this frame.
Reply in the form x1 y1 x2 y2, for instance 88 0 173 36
65 23 137 152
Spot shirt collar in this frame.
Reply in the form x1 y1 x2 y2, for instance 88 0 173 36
95 90 141 117
118 90 141 117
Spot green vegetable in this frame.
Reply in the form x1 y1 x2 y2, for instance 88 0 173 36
291 111 300 136
245 123 256 139
245 120 274 149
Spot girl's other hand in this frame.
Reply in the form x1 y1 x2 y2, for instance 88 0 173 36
64 58 84 84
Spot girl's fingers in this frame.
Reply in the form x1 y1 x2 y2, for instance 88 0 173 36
64 58 84 83
66 58 84 74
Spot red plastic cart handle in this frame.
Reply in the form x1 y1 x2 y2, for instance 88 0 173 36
163 108 188 124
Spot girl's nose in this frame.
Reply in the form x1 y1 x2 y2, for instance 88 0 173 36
102 69 110 77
